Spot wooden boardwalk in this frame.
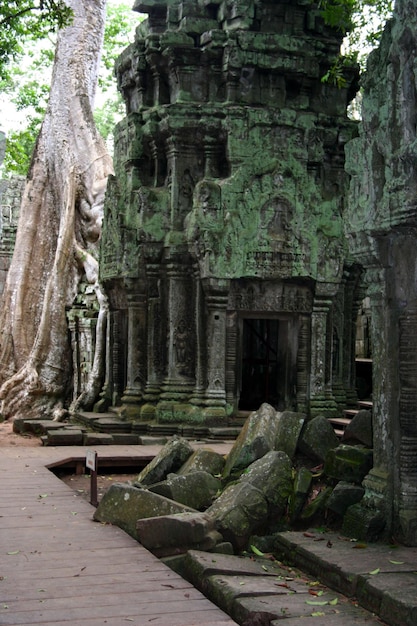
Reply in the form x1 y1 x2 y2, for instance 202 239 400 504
0 444 238 626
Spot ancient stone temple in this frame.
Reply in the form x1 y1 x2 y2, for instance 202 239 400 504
0 175 24 297
345 0 417 546
100 0 360 424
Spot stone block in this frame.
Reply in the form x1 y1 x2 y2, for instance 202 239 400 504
222 403 279 479
136 511 217 549
342 502 386 542
207 482 268 550
324 445 373 484
238 450 292 514
288 467 312 521
45 428 84 445
136 436 194 485
93 483 195 540
178 447 225 476
83 432 114 445
298 415 340 462
148 470 221 510
326 481 365 516
342 409 373 447
274 410 306 459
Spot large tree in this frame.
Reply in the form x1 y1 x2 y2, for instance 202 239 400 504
0 0 113 421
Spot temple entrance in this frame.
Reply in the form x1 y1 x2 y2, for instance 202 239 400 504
238 317 294 412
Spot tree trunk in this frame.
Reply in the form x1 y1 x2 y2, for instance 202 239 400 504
0 0 113 421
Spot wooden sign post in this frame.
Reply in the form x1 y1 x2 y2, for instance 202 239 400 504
86 449 98 507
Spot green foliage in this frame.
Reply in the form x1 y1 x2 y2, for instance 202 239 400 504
319 0 394 87
318 0 356 33
1 1 138 175
0 1 72 81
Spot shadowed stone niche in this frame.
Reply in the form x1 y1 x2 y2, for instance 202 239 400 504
99 0 359 424
345 0 417 545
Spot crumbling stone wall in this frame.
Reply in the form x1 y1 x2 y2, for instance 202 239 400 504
345 0 417 545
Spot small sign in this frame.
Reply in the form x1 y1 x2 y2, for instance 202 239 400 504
86 449 97 472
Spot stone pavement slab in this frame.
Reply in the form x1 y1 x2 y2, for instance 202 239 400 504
274 530 417 626
183 550 387 625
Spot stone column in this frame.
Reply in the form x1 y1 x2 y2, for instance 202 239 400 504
309 283 338 417
343 265 393 541
200 278 230 423
296 315 310 414
189 268 206 414
140 264 165 421
121 281 147 419
157 262 195 422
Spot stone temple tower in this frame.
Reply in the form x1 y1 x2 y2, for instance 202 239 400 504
99 0 359 425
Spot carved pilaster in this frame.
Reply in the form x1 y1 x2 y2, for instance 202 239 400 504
157 263 195 422
189 268 206 409
200 278 230 422
296 315 310 414
309 284 338 417
121 281 147 419
140 264 165 421
225 311 238 412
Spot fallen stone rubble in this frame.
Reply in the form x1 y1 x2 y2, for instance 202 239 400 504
91 404 417 625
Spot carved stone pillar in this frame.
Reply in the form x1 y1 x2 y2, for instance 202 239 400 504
140 264 165 421
189 268 206 412
200 278 230 423
157 262 195 422
309 284 338 417
225 311 238 413
121 282 147 419
296 315 310 414
94 309 113 412
343 267 364 407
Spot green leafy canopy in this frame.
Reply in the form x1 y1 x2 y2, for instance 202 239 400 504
0 1 73 81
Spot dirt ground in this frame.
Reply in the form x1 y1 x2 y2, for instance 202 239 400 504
0 419 41 447
60 471 137 503
0 419 135 501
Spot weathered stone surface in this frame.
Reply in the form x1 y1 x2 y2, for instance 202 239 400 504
342 409 372 447
288 467 313 522
209 450 293 548
136 436 194 485
274 411 306 459
178 448 225 476
44 428 83 446
207 482 268 550
83 432 114 445
326 481 365 517
93 483 195 540
136 511 221 556
148 470 221 510
324 445 373 485
298 415 340 462
222 404 279 479
238 450 293 514
184 550 287 580
342 502 386 542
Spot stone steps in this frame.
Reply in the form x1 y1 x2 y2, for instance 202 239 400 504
328 399 373 438
15 410 243 446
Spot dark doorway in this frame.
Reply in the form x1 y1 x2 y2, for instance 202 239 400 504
239 318 291 411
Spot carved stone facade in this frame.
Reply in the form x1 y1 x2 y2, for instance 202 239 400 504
345 0 417 545
0 175 24 296
100 0 360 424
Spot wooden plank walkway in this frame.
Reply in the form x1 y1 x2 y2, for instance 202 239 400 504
0 444 238 626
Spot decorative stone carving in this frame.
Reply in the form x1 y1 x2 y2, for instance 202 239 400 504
100 0 359 424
